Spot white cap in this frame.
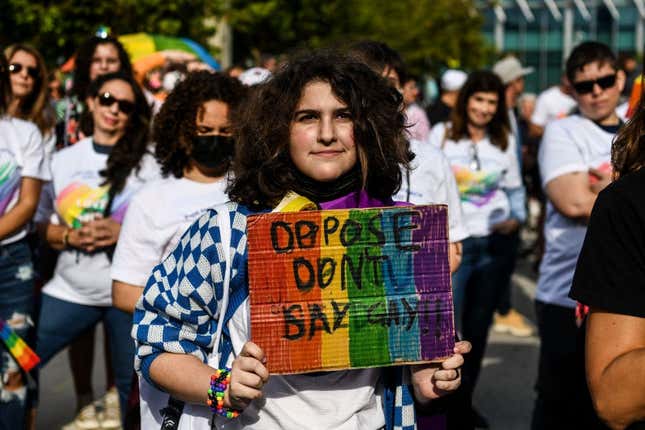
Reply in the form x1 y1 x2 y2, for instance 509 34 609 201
441 69 468 92
238 67 272 86
492 56 534 85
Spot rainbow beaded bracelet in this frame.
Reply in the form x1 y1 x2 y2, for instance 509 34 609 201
207 368 240 419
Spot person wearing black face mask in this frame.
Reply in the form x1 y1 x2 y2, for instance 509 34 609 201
109 71 246 427
190 134 235 172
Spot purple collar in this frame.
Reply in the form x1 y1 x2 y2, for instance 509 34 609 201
318 190 404 210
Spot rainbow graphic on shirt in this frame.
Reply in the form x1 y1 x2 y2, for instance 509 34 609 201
56 182 133 228
452 166 503 207
248 202 454 374
0 317 39 372
0 150 21 216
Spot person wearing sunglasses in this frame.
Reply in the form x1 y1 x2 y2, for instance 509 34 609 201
56 35 132 149
427 70 523 429
4 45 56 150
569 54 645 430
532 41 625 429
0 50 50 430
34 71 160 429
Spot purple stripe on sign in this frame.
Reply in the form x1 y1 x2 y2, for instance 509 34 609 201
413 205 450 294
412 205 453 359
417 291 455 359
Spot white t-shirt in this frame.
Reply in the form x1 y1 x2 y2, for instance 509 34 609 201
531 86 577 127
241 370 384 430
38 137 160 306
395 139 468 242
111 176 229 287
428 122 522 237
0 117 50 245
537 114 616 308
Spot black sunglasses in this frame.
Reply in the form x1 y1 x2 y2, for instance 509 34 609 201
572 74 617 95
8 63 39 79
97 92 136 115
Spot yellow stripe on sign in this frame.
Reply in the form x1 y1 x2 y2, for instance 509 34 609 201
320 209 350 369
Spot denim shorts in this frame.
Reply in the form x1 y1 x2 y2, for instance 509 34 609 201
0 239 36 429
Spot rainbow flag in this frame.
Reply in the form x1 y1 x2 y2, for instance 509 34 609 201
0 317 40 372
247 205 454 374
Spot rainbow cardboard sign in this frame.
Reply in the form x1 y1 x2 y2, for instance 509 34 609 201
247 205 455 374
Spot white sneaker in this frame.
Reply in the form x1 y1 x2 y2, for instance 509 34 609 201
98 387 121 430
61 403 101 430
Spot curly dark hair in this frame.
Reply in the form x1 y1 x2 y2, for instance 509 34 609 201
448 70 510 151
86 72 151 195
228 51 410 210
72 36 132 101
153 71 247 178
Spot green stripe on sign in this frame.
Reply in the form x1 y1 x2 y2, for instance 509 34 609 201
347 208 390 367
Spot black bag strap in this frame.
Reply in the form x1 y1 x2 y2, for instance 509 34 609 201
160 397 185 430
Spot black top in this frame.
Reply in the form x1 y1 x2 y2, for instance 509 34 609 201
426 99 452 126
570 168 645 430
570 167 645 317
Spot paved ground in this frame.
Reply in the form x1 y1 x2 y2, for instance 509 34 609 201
37 259 540 430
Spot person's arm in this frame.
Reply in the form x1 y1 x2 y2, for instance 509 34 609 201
585 309 645 429
528 122 544 139
111 194 163 313
0 177 42 240
410 341 471 405
134 208 246 406
544 170 609 220
112 280 143 314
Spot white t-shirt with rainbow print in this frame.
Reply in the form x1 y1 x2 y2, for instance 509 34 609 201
0 116 50 245
37 137 160 306
429 122 522 238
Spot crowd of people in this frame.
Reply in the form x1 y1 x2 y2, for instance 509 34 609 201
0 29 643 430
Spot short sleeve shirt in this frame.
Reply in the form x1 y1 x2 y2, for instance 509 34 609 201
429 122 521 237
536 114 616 308
570 168 645 317
39 137 161 306
530 86 577 127
0 117 50 245
111 176 230 287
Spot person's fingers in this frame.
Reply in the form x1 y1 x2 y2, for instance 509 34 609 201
240 341 267 363
441 353 465 370
235 356 270 383
433 368 459 381
433 378 461 392
227 382 261 408
236 370 265 390
454 340 472 354
588 167 604 178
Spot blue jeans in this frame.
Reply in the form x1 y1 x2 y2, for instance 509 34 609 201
0 239 36 430
452 233 513 397
36 294 134 422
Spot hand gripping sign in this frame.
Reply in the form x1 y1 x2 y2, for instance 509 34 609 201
247 205 455 374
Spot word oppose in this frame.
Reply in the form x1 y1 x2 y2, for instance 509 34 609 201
247 205 455 374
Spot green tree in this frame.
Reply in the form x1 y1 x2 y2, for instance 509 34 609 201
224 0 491 74
0 0 217 66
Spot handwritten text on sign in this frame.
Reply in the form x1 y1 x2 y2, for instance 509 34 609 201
247 205 455 374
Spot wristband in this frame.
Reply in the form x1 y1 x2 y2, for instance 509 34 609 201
207 368 240 419
62 228 70 248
